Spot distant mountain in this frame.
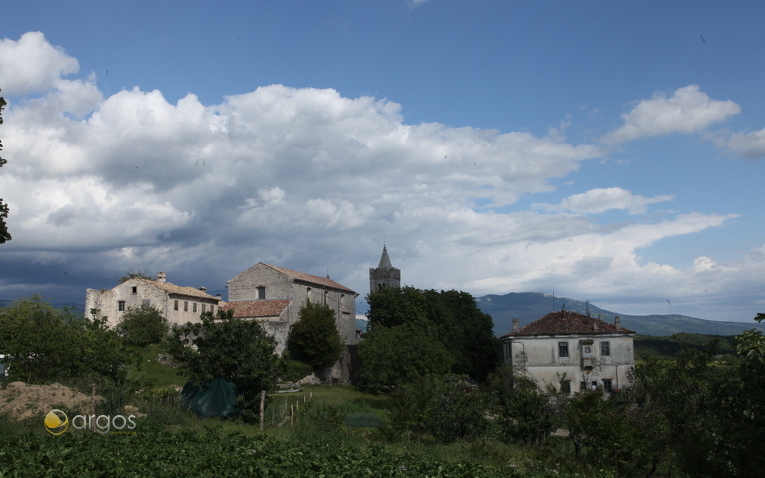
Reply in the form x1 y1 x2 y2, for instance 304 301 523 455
0 298 86 319
477 292 765 337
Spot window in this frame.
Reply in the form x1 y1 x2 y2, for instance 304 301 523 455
558 341 569 358
580 381 587 391
118 301 125 311
324 290 329 305
584 346 591 354
131 286 137 294
174 300 179 311
600 341 611 356
561 380 571 394
184 301 188 312
257 286 265 300
202 304 206 313
306 287 312 302
193 302 197 313
603 379 613 392
211 305 215 315
142 299 150 308
591 381 598 390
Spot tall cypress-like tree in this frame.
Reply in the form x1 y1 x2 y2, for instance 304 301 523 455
288 300 344 369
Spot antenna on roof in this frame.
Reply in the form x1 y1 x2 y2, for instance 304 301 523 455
326 269 330 279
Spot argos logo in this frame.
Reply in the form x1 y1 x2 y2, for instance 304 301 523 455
45 410 137 435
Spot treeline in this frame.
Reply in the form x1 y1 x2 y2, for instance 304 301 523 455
358 287 499 392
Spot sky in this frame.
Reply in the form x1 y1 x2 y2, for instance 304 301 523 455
1 0 764 324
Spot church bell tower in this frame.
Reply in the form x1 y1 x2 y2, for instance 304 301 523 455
369 246 401 293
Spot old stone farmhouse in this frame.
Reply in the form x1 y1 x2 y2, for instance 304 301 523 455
501 310 636 394
224 263 359 379
85 272 223 328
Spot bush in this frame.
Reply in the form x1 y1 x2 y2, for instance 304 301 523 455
283 360 313 382
116 305 168 347
389 374 491 443
288 300 344 369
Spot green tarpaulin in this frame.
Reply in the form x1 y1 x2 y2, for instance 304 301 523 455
181 376 242 419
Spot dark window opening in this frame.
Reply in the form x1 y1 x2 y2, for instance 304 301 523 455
118 301 125 312
257 286 265 300
559 342 569 358
174 300 178 311
184 301 188 312
561 380 571 394
131 286 137 294
580 381 587 391
601 341 611 356
193 303 197 313
603 379 613 392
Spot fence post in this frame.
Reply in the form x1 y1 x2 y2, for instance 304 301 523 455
260 390 266 431
90 383 96 432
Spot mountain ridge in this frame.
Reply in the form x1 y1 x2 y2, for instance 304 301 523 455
477 292 765 337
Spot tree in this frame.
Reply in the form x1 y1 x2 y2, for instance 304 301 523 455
287 300 343 369
489 366 555 445
165 309 285 422
0 91 10 244
389 374 491 443
117 304 168 347
366 286 499 381
357 320 453 393
0 295 135 383
117 270 153 283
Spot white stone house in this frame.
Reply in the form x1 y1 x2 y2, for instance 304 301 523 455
85 272 223 328
500 310 636 394
225 263 359 379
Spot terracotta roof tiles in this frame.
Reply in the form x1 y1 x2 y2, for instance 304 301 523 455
224 299 291 319
501 310 635 338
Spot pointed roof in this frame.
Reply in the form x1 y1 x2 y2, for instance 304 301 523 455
377 246 393 269
501 310 635 338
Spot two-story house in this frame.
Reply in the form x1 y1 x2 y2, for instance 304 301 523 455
500 310 636 394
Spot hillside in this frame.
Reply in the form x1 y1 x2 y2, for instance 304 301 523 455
477 292 765 337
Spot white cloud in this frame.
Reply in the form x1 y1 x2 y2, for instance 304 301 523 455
602 85 741 144
727 128 765 159
534 187 674 215
0 32 761 324
0 32 80 95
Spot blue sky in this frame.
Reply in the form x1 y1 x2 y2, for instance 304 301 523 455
1 0 764 323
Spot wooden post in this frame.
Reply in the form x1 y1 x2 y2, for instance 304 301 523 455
259 390 266 431
290 403 294 426
90 383 96 432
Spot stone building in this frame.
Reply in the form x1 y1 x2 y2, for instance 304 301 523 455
500 310 636 394
84 272 222 328
225 263 359 379
369 245 400 293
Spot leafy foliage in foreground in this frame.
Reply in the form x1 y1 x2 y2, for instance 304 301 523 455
117 304 168 347
288 300 343 369
0 425 521 478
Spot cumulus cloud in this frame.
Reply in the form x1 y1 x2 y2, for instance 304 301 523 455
0 32 80 95
727 128 765 159
534 187 674 215
602 85 741 144
0 32 760 324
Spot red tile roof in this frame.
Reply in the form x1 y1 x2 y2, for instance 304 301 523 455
263 263 357 294
224 299 291 319
501 310 636 338
135 278 220 301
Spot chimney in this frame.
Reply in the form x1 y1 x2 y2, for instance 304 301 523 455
593 321 599 332
156 272 167 283
614 315 621 327
199 287 207 292
216 294 222 298
512 318 520 331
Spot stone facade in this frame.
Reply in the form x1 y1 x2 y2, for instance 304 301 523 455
369 246 400 293
226 263 359 380
501 311 636 394
84 272 222 328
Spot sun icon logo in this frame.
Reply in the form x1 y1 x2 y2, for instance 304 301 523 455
44 409 69 435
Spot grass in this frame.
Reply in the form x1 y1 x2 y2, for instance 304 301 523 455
132 344 187 388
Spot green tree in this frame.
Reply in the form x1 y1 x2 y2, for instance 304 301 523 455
0 295 135 382
116 304 168 347
357 320 453 393
0 91 10 244
165 309 285 422
288 300 343 369
117 270 153 283
366 286 498 381
389 374 491 443
490 366 555 445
